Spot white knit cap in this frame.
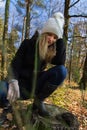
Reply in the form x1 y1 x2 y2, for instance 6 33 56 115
41 12 65 39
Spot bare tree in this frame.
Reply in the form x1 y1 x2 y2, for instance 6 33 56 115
1 0 10 80
25 0 32 39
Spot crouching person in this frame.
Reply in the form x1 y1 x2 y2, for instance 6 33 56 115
0 12 67 119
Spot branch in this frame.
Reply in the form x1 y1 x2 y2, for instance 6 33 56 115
69 0 80 8
68 36 87 40
69 15 87 18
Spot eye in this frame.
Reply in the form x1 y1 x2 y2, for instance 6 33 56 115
47 33 58 40
54 35 58 40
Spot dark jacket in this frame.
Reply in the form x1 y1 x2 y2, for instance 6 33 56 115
10 31 66 91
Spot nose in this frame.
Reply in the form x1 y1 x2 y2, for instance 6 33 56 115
49 36 55 43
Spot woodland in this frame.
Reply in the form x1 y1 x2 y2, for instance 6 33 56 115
0 0 87 130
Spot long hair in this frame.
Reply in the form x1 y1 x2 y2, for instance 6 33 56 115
38 33 56 62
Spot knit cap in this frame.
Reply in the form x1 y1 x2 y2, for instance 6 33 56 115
41 12 65 39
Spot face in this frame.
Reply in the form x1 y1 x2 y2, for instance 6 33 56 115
46 33 58 46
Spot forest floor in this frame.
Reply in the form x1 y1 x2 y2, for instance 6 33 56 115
0 80 87 130
48 80 87 130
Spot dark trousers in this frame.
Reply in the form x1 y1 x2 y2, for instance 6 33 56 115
35 65 67 100
0 81 9 107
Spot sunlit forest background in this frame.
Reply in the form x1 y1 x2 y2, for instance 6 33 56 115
0 0 87 130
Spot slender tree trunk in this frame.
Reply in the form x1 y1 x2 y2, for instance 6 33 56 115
25 0 31 39
22 17 26 41
1 0 10 80
79 52 87 90
68 43 73 84
63 0 71 83
63 0 70 43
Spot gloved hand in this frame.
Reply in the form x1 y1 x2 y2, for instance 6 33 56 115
7 79 20 103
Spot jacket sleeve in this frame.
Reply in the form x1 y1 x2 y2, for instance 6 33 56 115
51 39 66 65
8 39 30 80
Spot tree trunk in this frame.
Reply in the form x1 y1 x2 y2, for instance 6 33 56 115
64 0 70 43
79 52 87 90
25 0 31 39
22 17 26 41
68 43 73 84
1 0 10 80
